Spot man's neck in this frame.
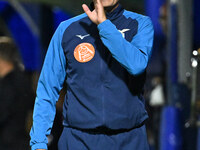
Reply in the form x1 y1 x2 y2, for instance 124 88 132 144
90 2 119 13
104 2 119 13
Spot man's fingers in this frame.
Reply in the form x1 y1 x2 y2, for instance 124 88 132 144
94 0 102 8
82 4 97 23
82 1 105 25
82 4 91 14
96 0 101 4
95 0 102 4
82 4 93 18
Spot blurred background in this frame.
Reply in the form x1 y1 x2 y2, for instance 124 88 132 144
0 0 200 150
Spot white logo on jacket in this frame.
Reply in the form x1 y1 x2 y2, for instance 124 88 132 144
76 34 90 40
118 29 130 38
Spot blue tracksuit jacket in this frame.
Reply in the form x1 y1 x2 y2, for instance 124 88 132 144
30 4 154 150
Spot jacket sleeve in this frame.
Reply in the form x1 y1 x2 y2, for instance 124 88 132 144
97 17 154 75
30 22 66 150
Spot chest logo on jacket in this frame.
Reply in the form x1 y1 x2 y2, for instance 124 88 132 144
74 43 95 63
76 34 90 40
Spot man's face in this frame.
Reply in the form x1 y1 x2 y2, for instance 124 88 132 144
100 0 119 7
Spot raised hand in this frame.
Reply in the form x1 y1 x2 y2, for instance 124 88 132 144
82 0 107 25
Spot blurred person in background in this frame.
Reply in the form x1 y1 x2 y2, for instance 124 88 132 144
145 3 168 150
30 0 154 150
0 36 34 150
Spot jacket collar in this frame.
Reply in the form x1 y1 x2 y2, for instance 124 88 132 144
90 3 124 21
106 4 124 20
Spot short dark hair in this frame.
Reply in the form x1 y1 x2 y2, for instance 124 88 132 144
0 37 22 66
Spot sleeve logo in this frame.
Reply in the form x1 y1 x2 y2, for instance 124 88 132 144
118 29 130 38
74 43 95 63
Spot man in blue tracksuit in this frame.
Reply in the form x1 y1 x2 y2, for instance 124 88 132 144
30 0 154 149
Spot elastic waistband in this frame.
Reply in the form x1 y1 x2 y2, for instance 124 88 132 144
67 121 146 135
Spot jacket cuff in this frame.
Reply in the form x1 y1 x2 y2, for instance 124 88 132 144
31 142 47 150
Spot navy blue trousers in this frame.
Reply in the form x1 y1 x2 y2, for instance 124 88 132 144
58 125 149 150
